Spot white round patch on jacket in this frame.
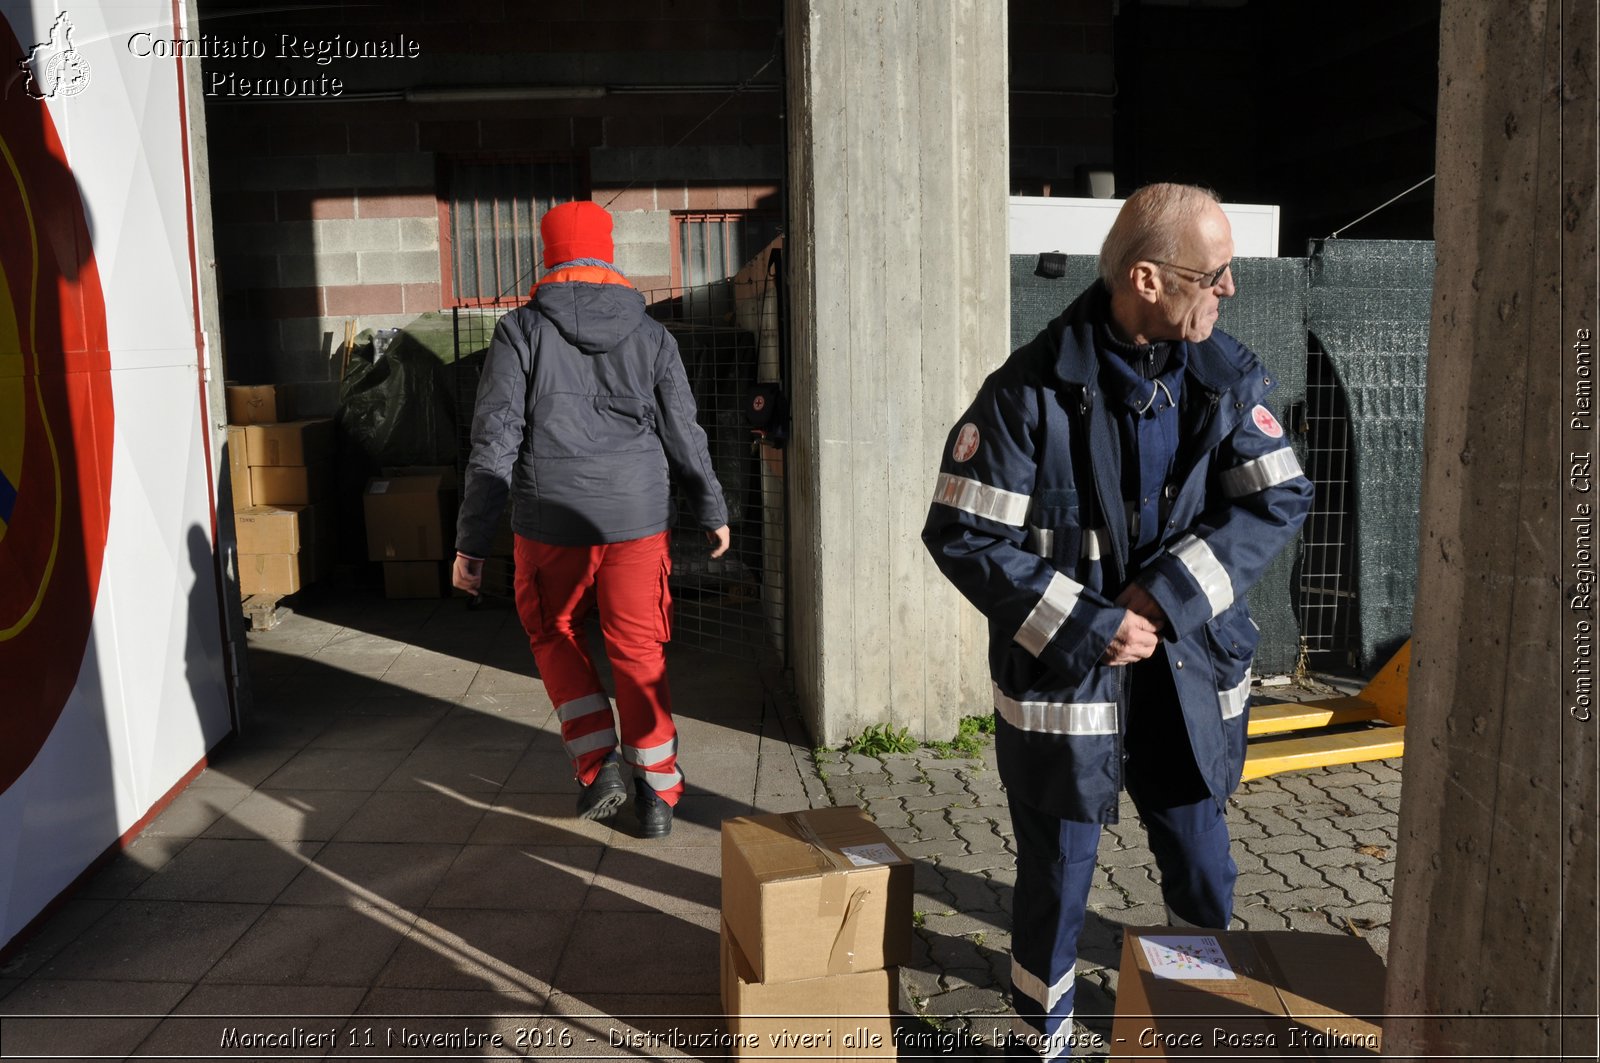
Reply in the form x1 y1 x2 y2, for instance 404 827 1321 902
1250 404 1284 438
952 423 980 462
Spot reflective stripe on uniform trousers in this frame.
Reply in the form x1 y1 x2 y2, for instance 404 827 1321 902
1170 535 1234 617
1011 959 1074 1013
623 736 678 768
1220 447 1304 498
1015 571 1085 657
931 472 1030 526
1218 672 1252 720
994 686 1117 735
636 766 683 791
557 692 616 760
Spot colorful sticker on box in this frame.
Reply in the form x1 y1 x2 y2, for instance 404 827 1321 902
1139 935 1236 981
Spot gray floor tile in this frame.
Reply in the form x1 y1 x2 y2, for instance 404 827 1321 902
334 791 488 844
37 901 265 982
587 847 721 915
344 987 547 1059
377 667 481 699
679 754 759 800
308 713 441 751
268 672 398 707
345 693 459 717
0 898 118 978
261 748 410 791
552 911 719 996
140 785 251 837
0 979 189 1059
379 749 523 793
467 793 616 846
201 788 370 842
386 647 477 674
413 712 537 753
456 691 555 721
376 908 570 994
429 846 601 910
464 667 542 696
0 978 17 1000
190 745 300 789
203 904 417 986
132 839 321 903
137 983 367 1058
228 712 332 749
542 993 726 1060
79 834 196 899
277 842 460 910
501 747 580 794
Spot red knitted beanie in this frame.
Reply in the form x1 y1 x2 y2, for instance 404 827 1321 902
541 200 614 267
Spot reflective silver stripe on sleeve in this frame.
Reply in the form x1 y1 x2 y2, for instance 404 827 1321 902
1024 525 1054 558
1218 671 1252 720
564 727 618 758
1171 535 1234 618
557 692 611 724
1015 571 1084 657
932 472 1030 526
1011 957 1074 1011
635 766 683 792
623 737 678 767
1025 527 1109 560
1220 448 1305 498
994 685 1117 736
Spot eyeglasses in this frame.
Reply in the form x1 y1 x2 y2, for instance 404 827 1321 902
1151 259 1232 287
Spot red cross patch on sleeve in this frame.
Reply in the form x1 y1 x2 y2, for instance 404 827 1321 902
1250 405 1284 439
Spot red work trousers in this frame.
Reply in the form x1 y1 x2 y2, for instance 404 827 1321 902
513 530 683 806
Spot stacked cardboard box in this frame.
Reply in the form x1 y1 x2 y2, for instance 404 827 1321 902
363 468 458 598
719 806 911 1060
225 384 336 597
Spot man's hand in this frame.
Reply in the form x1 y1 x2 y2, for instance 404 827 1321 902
1103 609 1159 665
452 553 484 594
706 525 731 558
1114 582 1168 631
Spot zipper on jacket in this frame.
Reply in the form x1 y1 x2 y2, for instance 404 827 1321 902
1115 663 1128 793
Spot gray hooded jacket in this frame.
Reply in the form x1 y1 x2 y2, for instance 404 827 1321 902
455 274 727 554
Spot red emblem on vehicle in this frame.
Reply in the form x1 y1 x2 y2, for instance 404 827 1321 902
1250 405 1283 439
952 423 980 462
752 394 766 412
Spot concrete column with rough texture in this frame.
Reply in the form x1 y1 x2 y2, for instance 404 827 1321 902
785 0 1008 744
1385 1 1596 1056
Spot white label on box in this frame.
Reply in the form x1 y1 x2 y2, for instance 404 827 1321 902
370 481 390 494
1139 936 1236 981
839 843 899 867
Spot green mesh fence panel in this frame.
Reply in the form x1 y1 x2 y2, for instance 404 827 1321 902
1307 240 1434 672
1009 256 1308 675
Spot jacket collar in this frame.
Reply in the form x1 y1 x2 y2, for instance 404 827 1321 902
529 265 634 299
1049 281 1255 397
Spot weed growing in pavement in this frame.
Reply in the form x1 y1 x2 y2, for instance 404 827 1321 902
846 723 918 756
925 713 998 759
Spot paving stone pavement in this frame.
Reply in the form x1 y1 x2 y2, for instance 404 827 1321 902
804 701 1401 1060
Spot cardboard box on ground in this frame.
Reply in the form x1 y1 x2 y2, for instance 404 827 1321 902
718 806 910 1061
365 467 460 597
1110 928 1385 1059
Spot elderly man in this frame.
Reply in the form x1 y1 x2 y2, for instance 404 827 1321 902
922 183 1312 1057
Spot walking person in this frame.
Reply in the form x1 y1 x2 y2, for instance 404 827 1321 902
453 200 730 839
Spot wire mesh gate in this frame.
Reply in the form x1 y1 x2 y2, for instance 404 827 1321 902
449 254 788 665
1295 336 1359 670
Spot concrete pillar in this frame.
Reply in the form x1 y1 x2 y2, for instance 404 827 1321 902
784 0 1008 744
1385 1 1596 1055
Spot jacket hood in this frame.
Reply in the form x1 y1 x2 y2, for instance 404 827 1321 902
531 267 647 355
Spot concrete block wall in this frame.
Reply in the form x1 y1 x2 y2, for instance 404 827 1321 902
203 0 785 385
1008 0 1115 196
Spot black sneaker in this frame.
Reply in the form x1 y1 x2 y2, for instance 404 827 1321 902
576 759 626 821
634 778 673 838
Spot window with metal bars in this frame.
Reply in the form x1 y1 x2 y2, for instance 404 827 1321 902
671 212 782 288
439 156 587 305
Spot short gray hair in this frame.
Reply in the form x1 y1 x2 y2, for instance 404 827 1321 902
1098 183 1221 294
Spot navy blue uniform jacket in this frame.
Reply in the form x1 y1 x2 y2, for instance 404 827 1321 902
922 283 1313 822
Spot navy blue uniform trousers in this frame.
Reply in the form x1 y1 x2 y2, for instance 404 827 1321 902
1006 647 1238 1059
